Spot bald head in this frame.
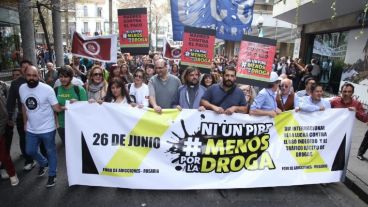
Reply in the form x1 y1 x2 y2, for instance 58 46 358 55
280 78 292 95
46 62 54 71
154 59 168 78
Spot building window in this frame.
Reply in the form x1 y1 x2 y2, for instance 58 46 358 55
83 6 88 17
83 22 88 33
97 7 102 17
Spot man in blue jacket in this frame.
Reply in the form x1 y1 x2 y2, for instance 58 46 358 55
173 67 206 110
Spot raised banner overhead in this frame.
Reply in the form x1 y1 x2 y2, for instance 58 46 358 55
236 35 277 87
170 0 254 41
71 32 117 62
66 103 354 189
180 26 216 71
118 8 149 55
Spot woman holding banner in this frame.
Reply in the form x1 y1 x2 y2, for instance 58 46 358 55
104 78 134 106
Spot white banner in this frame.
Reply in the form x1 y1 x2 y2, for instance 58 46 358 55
65 102 354 189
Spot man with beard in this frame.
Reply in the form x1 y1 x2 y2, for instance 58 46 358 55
200 66 248 115
296 83 330 112
330 83 368 160
19 65 66 188
173 67 206 110
149 59 181 113
250 72 282 118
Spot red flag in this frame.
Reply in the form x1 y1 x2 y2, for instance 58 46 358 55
163 37 181 60
71 32 117 62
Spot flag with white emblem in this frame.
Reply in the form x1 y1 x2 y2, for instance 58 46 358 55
71 32 117 62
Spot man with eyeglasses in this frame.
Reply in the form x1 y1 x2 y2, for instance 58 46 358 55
276 78 298 111
148 59 181 113
330 83 368 160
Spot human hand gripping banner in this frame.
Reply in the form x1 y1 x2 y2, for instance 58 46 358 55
65 102 354 189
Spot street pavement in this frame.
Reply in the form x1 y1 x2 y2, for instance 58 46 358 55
0 118 367 207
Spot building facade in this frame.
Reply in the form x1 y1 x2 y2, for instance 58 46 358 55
0 2 21 71
274 0 368 102
223 0 295 59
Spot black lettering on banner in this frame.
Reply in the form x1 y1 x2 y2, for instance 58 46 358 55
167 119 275 173
92 133 109 146
91 133 160 149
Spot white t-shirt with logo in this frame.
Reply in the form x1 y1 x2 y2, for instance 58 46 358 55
129 83 149 107
19 82 58 134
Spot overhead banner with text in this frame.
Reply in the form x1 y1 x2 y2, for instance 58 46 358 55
181 26 216 71
66 103 354 189
118 8 149 55
236 35 277 87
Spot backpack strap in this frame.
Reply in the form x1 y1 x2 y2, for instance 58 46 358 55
215 86 236 107
73 85 81 100
54 86 59 96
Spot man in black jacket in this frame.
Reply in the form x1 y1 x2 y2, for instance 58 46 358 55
6 60 37 170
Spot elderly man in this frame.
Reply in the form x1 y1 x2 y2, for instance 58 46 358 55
296 83 330 112
276 57 288 75
44 62 58 87
20 65 65 187
276 78 298 111
201 66 248 115
148 59 181 113
330 83 368 160
250 72 282 118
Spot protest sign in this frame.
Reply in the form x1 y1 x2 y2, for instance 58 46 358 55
237 35 277 87
180 26 216 73
118 8 149 55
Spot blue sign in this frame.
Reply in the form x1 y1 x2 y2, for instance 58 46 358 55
171 0 254 41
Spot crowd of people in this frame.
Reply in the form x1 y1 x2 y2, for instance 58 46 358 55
0 52 367 189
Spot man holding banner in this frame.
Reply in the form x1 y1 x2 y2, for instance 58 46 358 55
200 66 247 115
173 67 206 110
250 72 282 118
330 83 368 160
148 59 181 113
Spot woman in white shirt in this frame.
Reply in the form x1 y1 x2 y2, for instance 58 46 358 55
128 68 149 108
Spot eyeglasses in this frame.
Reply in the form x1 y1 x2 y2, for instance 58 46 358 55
280 84 289 88
134 74 143 79
93 73 103 77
